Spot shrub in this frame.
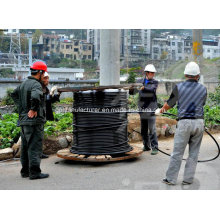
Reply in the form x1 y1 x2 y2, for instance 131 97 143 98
2 88 14 106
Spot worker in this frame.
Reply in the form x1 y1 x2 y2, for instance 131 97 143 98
11 61 49 180
156 61 207 185
138 64 159 155
40 72 61 159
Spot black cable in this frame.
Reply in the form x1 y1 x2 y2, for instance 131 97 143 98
135 112 220 163
70 91 133 155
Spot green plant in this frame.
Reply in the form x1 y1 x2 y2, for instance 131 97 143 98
127 71 136 83
204 105 220 128
59 97 74 104
1 88 15 106
44 112 73 137
0 113 20 149
128 93 139 109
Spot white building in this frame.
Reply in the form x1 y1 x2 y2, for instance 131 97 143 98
122 29 151 61
87 29 100 61
202 39 220 59
168 36 185 61
152 36 187 61
151 38 170 60
87 29 151 62
12 67 84 80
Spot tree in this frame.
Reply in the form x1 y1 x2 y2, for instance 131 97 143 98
32 29 43 44
160 51 168 60
0 31 10 53
127 71 136 83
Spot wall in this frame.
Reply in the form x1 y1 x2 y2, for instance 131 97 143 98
0 80 98 99
0 79 218 100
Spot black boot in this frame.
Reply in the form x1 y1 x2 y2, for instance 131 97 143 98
41 153 49 159
29 173 49 180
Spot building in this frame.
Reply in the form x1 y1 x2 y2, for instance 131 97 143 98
12 67 84 80
202 39 220 59
59 39 93 60
122 29 151 61
168 36 185 61
87 29 151 62
87 29 100 60
151 38 170 60
152 35 189 61
41 34 93 61
43 34 60 56
183 36 192 60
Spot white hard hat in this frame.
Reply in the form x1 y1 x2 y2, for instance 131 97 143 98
144 64 157 73
184 62 200 76
43 72 50 78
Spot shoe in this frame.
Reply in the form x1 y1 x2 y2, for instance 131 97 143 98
151 149 158 155
41 153 49 159
162 178 175 185
143 146 151 151
21 173 29 178
182 181 192 185
29 173 49 180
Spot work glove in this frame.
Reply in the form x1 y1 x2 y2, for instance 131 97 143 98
50 86 58 96
155 108 162 116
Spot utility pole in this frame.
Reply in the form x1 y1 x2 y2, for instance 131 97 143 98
125 29 129 75
28 32 32 76
100 29 121 86
192 29 204 84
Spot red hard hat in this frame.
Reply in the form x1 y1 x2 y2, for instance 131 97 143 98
30 61 47 72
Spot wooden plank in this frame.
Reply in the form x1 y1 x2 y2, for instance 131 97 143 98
57 83 142 93
87 155 96 159
57 146 143 162
78 155 86 159
105 155 112 160
96 155 106 160
68 153 79 157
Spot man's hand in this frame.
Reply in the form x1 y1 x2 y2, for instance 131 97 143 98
50 86 58 96
28 110 37 118
155 108 163 116
140 86 145 90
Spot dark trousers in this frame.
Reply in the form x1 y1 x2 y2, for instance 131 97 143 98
20 124 44 177
140 114 158 149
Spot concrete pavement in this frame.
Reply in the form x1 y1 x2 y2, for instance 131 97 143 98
0 132 220 190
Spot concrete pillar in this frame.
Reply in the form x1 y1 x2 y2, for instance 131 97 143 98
192 29 204 82
100 29 121 86
192 29 203 64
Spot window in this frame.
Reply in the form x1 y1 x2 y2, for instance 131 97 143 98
88 55 91 59
74 41 79 46
178 42 182 47
83 45 87 50
178 49 182 53
154 55 158 59
207 49 210 53
172 42 175 46
74 48 79 52
66 45 72 49
89 46 91 50
51 44 54 49
83 55 87 60
153 47 159 53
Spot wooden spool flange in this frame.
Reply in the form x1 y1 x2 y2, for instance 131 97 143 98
57 146 143 162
